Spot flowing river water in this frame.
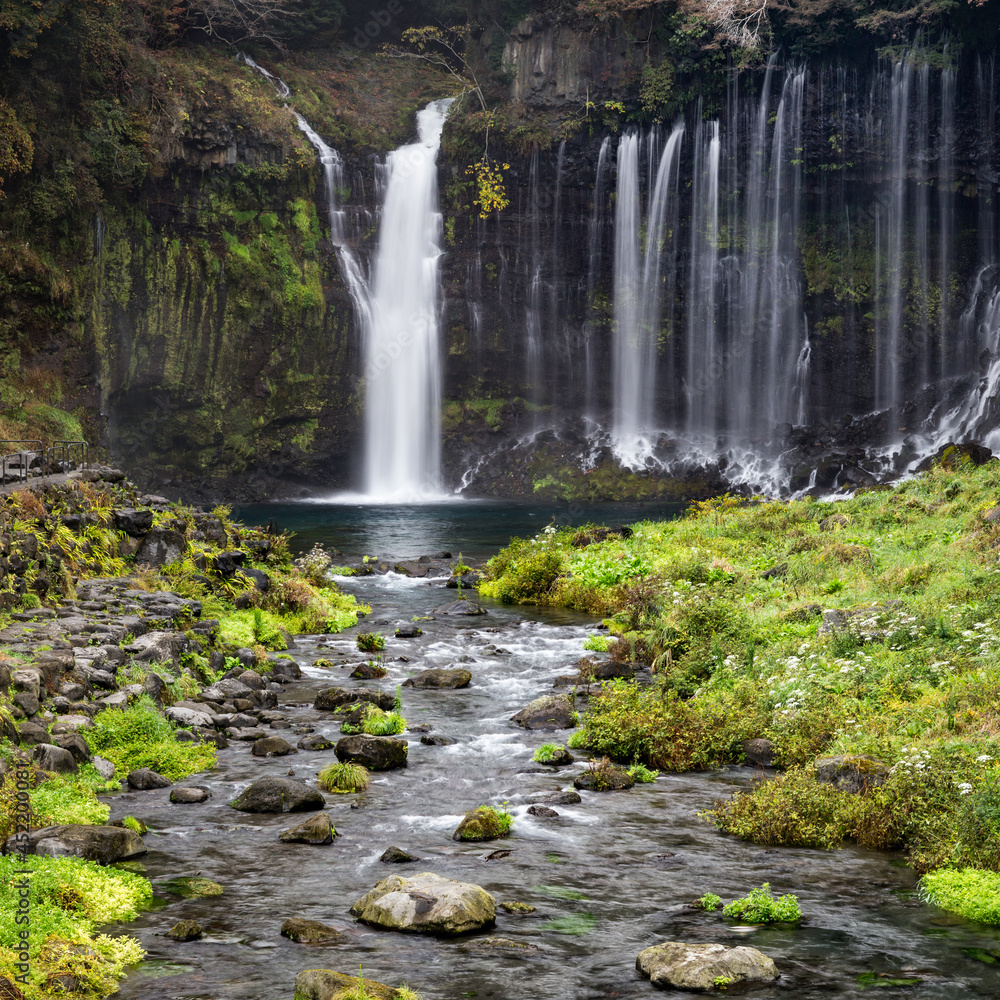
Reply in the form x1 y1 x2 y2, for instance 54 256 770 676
112 503 1000 999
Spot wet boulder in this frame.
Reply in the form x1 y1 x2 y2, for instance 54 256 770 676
7 824 146 865
402 668 471 689
815 754 889 794
636 941 779 991
380 846 419 864
298 734 336 751
527 789 582 806
170 787 211 804
433 600 488 616
32 743 78 775
230 776 325 813
279 812 336 845
335 735 407 771
511 695 577 730
280 918 347 945
251 736 297 757
349 872 496 935
743 738 775 767
127 768 172 790
294 970 401 1000
574 762 634 792
167 920 203 942
314 687 395 712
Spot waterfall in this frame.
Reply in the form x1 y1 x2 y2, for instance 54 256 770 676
362 99 453 500
685 118 721 437
939 63 956 380
611 125 684 461
584 137 611 417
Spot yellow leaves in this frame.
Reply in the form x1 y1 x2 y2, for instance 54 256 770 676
465 155 509 219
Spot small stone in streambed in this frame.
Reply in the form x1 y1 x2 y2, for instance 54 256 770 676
499 901 536 914
166 920 203 942
279 812 336 845
170 787 211 804
420 734 455 746
312 658 334 668
251 736 297 757
127 768 172 790
298 734 336 751
526 789 581 806
527 805 559 818
394 624 423 638
433 599 488 616
379 846 419 864
280 917 348 945
402 668 471 689
157 877 224 899
467 937 541 952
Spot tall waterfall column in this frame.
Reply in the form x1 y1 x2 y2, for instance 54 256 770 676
363 99 453 500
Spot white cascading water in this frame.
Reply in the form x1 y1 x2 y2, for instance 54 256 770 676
363 99 454 501
611 124 684 464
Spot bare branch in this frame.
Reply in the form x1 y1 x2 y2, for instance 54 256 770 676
702 0 771 47
187 0 305 50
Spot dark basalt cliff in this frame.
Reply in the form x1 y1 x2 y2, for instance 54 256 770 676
3 1 1000 500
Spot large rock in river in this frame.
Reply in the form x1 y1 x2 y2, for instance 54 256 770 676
6 824 146 865
433 600 488 616
349 872 496 935
230 776 325 813
335 734 407 770
402 668 471 689
636 941 779 991
511 694 576 730
314 687 396 711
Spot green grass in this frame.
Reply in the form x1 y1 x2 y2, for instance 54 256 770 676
920 868 1000 924
533 743 565 762
722 883 801 923
318 762 371 793
0 855 149 1000
84 696 216 780
478 462 1000 873
341 706 406 736
356 632 385 652
626 762 659 782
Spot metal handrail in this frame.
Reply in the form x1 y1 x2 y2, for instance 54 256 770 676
0 441 45 485
1 440 91 486
46 441 89 473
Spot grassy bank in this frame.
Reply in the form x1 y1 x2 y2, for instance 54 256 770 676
480 461 1000 920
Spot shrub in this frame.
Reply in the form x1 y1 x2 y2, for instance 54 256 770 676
84 696 216 780
920 868 1000 925
318 762 371 794
533 743 565 763
722 883 801 923
697 892 723 911
356 632 385 653
626 762 659 783
480 538 563 603
707 768 858 849
0 854 149 999
583 634 612 652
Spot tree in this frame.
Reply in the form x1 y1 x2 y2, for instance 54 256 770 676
186 0 308 48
